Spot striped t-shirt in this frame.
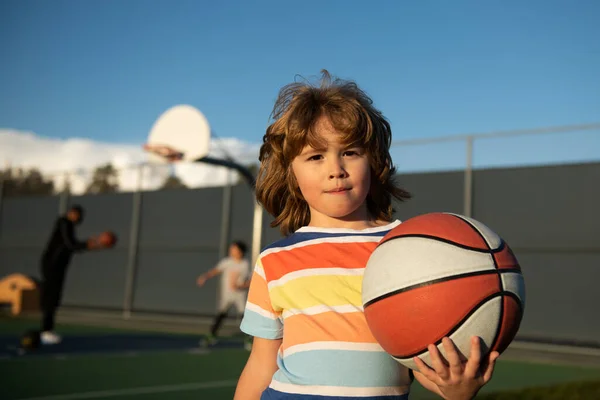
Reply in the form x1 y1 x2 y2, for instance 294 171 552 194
240 221 412 399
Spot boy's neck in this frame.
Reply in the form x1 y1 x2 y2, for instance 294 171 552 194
307 218 388 231
306 204 388 230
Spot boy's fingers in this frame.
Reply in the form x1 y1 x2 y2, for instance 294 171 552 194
428 343 450 379
413 357 438 383
482 351 500 383
464 336 483 377
442 337 463 376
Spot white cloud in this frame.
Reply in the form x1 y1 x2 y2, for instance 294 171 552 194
0 129 260 194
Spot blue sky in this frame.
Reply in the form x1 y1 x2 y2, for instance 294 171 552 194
1 0 599 171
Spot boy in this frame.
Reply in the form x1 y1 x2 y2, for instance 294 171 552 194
234 71 498 400
197 240 251 344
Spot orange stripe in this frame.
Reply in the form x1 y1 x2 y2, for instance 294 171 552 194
247 270 279 314
263 241 378 282
281 311 377 351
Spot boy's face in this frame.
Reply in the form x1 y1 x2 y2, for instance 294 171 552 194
291 117 371 228
67 209 83 224
229 244 243 260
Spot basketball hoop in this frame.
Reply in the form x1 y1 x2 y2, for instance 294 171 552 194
144 105 211 164
142 104 263 267
142 144 184 163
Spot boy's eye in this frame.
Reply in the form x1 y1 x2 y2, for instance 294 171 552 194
307 154 323 161
343 149 361 157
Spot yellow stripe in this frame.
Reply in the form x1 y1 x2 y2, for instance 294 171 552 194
270 274 363 311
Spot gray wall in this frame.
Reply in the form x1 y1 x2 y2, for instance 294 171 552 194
390 162 600 346
0 196 61 279
1 162 598 346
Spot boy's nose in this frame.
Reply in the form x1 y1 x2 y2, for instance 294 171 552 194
328 159 347 179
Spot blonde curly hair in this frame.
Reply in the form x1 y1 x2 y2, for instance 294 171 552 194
256 70 410 236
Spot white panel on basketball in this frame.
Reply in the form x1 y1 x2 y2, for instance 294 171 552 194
362 237 495 305
393 296 502 370
447 213 502 250
501 272 526 306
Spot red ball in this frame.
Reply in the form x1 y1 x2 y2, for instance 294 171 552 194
362 212 525 370
98 231 117 247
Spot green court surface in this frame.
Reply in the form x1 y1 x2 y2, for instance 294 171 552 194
1 316 599 400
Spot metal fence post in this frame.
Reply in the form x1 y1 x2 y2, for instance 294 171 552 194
123 164 144 319
463 136 474 218
218 169 233 259
251 201 263 267
58 171 70 215
0 173 4 243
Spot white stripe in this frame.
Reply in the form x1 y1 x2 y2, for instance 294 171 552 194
14 380 237 400
246 301 279 319
261 235 383 257
296 220 401 234
254 262 266 279
282 304 362 319
270 380 408 397
284 341 384 357
269 267 364 290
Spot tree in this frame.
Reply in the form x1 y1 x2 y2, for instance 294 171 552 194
85 163 119 194
160 174 187 190
1 167 55 197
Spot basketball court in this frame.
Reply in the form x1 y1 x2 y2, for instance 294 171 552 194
1 106 598 399
1 315 600 400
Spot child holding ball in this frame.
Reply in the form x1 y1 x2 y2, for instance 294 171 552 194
235 71 499 400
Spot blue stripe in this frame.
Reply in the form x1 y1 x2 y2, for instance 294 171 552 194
240 309 283 339
274 349 406 387
261 388 409 400
264 230 389 251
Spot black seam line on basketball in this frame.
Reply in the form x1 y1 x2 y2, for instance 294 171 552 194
392 291 524 361
446 215 504 295
364 267 521 307
448 214 494 253
380 234 506 254
391 291 517 360
364 268 522 307
490 289 505 355
489 291 524 354
363 269 517 308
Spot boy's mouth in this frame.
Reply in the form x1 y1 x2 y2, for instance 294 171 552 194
325 187 351 194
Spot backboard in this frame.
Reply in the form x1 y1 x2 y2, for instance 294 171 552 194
144 105 211 163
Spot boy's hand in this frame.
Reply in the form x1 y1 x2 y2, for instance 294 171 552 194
86 237 102 250
196 276 207 287
413 336 499 400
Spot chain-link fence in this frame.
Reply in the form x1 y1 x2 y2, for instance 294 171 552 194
2 122 598 200
0 124 599 345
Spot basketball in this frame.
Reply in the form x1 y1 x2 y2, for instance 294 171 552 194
362 212 525 370
99 231 117 247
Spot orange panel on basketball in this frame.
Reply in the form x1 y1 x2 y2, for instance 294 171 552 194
491 296 522 354
381 213 489 250
493 243 521 270
364 273 501 358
